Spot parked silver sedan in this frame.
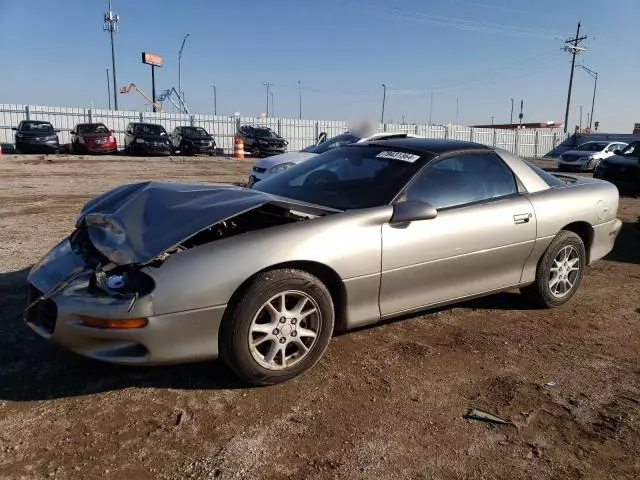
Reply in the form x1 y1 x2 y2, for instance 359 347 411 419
25 138 622 385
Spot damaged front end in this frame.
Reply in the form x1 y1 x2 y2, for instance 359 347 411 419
24 181 337 363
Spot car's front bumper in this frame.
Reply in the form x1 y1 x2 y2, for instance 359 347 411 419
16 140 59 153
132 143 172 155
77 143 117 154
182 142 216 154
557 160 591 171
25 240 225 365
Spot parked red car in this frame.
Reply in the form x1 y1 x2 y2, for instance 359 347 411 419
70 123 117 154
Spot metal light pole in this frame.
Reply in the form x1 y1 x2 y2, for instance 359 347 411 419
456 97 459 124
178 33 190 113
490 115 494 126
263 82 273 116
510 98 514 125
270 92 275 117
211 84 217 115
103 1 119 110
429 90 433 125
298 80 302 119
381 84 387 124
106 68 111 109
577 65 598 130
579 105 583 131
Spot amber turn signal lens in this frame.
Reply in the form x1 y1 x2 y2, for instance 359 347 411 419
79 316 148 329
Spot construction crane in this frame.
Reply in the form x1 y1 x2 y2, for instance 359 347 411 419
156 87 190 114
119 83 162 112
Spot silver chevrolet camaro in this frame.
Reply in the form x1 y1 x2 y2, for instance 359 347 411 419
25 138 622 385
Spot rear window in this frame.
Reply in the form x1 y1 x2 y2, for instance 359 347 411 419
524 161 571 187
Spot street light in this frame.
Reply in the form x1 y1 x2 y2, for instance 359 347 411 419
577 64 598 130
178 33 190 113
210 84 217 115
103 1 119 110
297 80 302 120
381 84 387 124
263 82 273 117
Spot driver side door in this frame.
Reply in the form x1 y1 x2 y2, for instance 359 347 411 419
379 152 537 316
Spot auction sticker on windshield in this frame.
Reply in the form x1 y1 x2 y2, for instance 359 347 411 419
376 151 421 162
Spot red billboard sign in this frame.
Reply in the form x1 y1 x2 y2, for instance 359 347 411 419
141 52 163 67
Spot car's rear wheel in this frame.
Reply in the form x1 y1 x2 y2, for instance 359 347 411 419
521 230 586 308
219 269 334 386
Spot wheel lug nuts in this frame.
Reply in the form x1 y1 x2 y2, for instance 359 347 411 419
279 337 286 344
273 329 279 335
291 318 297 325
279 317 286 323
291 331 297 337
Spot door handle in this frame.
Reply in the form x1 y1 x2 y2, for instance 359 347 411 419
513 213 532 224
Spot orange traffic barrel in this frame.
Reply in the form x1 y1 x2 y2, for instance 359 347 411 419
233 136 245 159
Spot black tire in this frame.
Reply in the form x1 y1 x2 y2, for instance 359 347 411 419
521 230 586 308
251 145 260 158
219 269 335 386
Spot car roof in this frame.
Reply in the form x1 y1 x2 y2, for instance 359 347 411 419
21 120 52 124
358 137 492 154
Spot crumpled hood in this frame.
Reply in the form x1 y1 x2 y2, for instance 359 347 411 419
76 181 334 266
254 151 318 170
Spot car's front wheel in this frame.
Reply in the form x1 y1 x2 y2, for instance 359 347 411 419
521 230 586 308
219 269 334 386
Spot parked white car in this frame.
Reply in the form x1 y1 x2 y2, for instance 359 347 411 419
248 132 422 186
557 141 628 172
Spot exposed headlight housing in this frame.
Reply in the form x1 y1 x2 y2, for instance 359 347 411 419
135 138 145 144
268 162 295 173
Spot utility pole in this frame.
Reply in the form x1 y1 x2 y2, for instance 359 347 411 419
298 80 302 119
103 1 119 110
211 84 217 115
178 33 190 114
510 98 514 125
270 92 274 117
563 21 588 133
106 68 111 109
429 90 433 125
519 100 524 127
456 97 459 124
263 82 273 116
490 115 494 126
381 84 387 124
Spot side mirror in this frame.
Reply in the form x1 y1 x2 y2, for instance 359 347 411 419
390 200 437 224
12 127 17 131
110 129 115 133
70 131 76 135
317 132 328 145
613 149 621 154
54 129 60 133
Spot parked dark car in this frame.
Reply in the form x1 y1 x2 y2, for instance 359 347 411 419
593 141 640 192
170 126 216 156
237 125 287 157
70 123 117 154
124 122 172 155
13 120 60 154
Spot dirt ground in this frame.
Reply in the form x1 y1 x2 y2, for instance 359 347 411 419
0 153 638 480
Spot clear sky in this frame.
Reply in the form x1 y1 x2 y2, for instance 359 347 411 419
1 0 638 132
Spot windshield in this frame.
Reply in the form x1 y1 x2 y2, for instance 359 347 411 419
183 127 208 136
134 124 167 136
254 127 279 138
619 142 639 157
302 133 361 154
20 121 53 133
576 142 607 152
252 145 429 210
77 123 109 134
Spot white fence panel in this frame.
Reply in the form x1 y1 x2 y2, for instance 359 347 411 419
0 104 570 157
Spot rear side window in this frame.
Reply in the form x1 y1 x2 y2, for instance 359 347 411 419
404 153 518 209
523 161 569 187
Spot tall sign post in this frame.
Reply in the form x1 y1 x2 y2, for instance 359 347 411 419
141 52 163 112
